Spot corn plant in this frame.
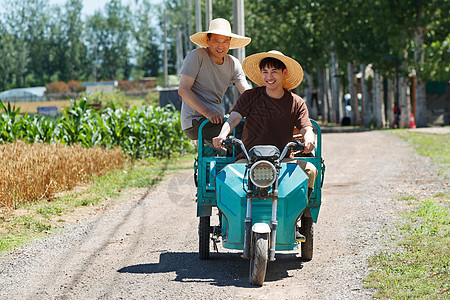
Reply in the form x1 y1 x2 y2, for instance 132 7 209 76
56 97 96 145
0 100 21 143
0 98 193 159
20 114 56 143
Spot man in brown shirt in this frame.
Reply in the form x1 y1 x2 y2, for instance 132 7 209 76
212 51 317 191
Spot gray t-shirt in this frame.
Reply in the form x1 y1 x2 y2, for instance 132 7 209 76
179 48 246 130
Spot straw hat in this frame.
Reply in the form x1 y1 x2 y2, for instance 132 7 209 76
190 18 251 50
242 50 304 90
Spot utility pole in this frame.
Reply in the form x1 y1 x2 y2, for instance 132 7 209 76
187 0 192 51
176 26 183 75
195 0 201 38
163 9 168 87
205 0 212 30
233 0 245 63
231 0 246 105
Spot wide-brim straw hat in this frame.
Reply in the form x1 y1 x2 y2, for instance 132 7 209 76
190 18 251 50
242 50 304 90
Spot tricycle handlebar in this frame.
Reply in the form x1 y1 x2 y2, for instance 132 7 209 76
279 141 304 161
223 137 305 163
222 136 251 162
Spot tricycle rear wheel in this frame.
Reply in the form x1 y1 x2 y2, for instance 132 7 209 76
249 232 268 286
198 216 210 260
300 216 313 261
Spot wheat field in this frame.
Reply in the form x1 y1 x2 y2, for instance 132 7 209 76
0 141 125 210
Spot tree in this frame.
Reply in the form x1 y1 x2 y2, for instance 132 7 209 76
85 0 133 80
369 0 449 127
0 24 18 90
2 0 32 87
85 12 107 81
133 0 161 77
58 0 89 81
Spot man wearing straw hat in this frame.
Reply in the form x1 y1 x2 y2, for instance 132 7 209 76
212 50 318 200
178 18 251 143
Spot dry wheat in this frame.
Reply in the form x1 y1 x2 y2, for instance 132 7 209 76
0 141 124 210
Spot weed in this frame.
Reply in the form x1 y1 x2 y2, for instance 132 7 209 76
393 130 449 179
364 197 450 298
364 131 450 298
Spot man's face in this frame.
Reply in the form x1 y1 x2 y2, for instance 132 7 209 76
261 65 287 91
206 34 231 61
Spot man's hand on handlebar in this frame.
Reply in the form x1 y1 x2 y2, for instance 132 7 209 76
300 126 316 154
303 141 315 154
212 136 225 148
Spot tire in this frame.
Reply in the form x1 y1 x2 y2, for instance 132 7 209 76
198 216 210 260
249 233 269 286
300 216 314 261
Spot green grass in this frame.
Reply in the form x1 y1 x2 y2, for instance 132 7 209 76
0 153 195 254
364 197 450 298
364 130 450 298
393 130 450 178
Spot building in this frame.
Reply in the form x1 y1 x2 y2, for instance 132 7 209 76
82 81 118 94
0 87 46 102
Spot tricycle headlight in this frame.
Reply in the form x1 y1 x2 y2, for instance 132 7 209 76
249 160 276 188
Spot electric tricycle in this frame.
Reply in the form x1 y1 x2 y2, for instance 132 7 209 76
194 119 325 286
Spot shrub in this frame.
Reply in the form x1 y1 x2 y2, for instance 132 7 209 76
68 80 85 93
45 81 70 94
118 80 139 91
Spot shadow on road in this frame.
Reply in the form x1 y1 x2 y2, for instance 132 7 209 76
118 251 305 287
320 125 372 134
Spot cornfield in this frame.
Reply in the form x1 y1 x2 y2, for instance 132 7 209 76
0 141 125 210
0 97 194 210
0 98 193 159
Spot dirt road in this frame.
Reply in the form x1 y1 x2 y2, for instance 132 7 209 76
0 130 446 299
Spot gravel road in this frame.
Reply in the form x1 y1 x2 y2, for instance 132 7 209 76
0 129 447 300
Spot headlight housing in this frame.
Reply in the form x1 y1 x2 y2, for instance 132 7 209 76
249 160 276 188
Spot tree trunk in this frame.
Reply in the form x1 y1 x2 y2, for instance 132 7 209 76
415 78 427 127
387 79 395 128
317 66 328 124
326 65 336 124
324 67 332 124
330 48 340 124
414 25 427 127
347 61 359 126
373 71 385 128
305 72 317 119
399 77 411 128
339 87 344 125
361 64 371 127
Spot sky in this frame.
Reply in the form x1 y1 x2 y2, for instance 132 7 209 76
48 0 162 16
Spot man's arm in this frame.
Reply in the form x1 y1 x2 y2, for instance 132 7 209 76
212 111 243 148
299 126 315 154
178 74 223 124
235 80 251 94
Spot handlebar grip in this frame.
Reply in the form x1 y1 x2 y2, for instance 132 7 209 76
292 140 305 151
222 136 238 147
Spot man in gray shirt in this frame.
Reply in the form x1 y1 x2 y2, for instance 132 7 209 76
178 18 251 142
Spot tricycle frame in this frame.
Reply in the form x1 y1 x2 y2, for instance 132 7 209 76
195 119 324 222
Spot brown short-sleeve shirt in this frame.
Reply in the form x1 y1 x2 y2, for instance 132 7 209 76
232 87 312 160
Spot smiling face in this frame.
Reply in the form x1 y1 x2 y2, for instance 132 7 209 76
260 58 287 96
206 33 231 64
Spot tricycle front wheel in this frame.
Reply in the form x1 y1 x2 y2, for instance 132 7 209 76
249 232 268 286
198 216 210 260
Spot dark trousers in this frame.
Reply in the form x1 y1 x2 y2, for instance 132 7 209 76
183 117 222 141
